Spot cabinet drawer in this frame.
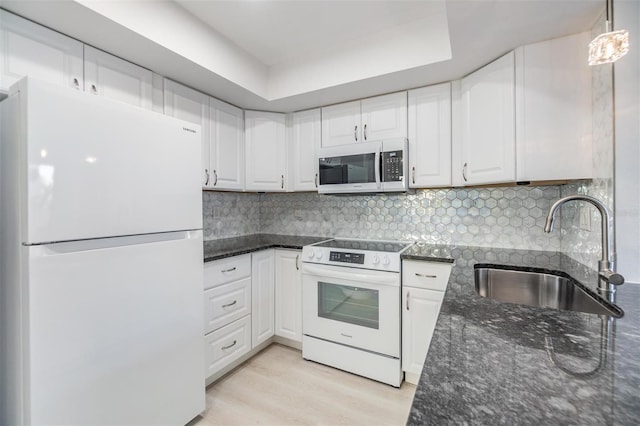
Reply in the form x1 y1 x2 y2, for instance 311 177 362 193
204 277 251 334
204 254 251 289
205 315 251 379
403 260 452 291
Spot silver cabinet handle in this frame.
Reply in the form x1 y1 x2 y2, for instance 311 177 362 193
354 125 358 142
73 78 80 90
314 173 318 188
463 162 468 182
204 169 210 186
415 273 438 278
295 254 300 270
213 170 218 186
221 300 237 308
221 267 236 273
364 124 367 141
221 340 237 350
412 166 416 184
406 291 410 311
281 174 284 189
91 84 97 94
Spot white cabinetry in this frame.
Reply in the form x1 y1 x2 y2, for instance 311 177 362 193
84 46 157 111
251 249 275 347
402 260 452 384
408 83 452 188
0 10 83 91
163 79 210 187
321 92 407 147
274 249 302 343
203 254 252 381
245 111 287 191
209 98 245 191
290 109 321 191
458 51 516 186
515 32 592 181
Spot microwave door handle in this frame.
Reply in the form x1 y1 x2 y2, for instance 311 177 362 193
375 146 382 189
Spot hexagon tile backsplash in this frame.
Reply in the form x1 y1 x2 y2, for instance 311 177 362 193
204 186 563 251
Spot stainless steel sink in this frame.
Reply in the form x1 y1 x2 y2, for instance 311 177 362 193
474 266 624 318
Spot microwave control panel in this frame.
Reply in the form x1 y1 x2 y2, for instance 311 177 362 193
382 150 404 182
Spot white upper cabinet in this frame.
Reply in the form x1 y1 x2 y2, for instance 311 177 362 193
290 109 321 191
245 110 287 192
515 32 592 182
321 100 361 147
163 79 210 187
360 92 408 142
209 98 245 191
0 10 83 91
84 45 155 110
459 51 516 186
408 83 452 188
321 92 407 147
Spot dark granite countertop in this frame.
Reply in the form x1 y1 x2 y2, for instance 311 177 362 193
406 245 640 425
203 234 330 262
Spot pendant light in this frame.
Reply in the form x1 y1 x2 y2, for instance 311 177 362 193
588 0 629 66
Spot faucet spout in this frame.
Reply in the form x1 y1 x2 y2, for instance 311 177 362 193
544 195 624 294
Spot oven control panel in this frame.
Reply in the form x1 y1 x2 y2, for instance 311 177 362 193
329 251 365 264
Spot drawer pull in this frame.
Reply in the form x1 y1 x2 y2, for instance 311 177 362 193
406 291 410 311
415 273 437 279
221 300 237 308
221 340 237 350
221 267 237 273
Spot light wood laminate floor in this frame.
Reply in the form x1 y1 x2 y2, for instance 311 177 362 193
192 344 416 426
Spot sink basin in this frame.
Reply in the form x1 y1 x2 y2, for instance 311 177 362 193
474 266 624 318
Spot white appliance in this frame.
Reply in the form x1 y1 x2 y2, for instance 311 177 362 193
301 239 413 387
317 138 408 194
0 78 205 425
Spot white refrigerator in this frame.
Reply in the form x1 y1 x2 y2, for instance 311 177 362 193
0 78 205 425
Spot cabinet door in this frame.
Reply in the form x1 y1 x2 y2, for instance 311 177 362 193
361 92 407 142
163 79 210 187
245 111 287 191
274 250 302 342
291 109 320 191
408 83 451 188
0 10 83 91
251 249 275 348
321 100 361 146
515 32 592 182
402 287 445 384
460 51 515 185
210 97 245 191
84 45 154 110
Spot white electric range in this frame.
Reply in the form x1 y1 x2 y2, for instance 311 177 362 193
301 238 413 387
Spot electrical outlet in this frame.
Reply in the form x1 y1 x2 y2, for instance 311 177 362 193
212 207 221 218
579 207 591 231
294 208 303 220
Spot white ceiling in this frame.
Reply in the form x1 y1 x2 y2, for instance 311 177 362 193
0 0 603 112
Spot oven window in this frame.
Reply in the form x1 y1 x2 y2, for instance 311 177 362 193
317 282 379 329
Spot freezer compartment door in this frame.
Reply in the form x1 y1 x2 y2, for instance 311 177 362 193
26 230 205 425
17 78 202 244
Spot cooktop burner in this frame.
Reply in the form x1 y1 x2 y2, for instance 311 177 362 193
314 239 412 253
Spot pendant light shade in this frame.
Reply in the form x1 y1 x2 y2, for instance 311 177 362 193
589 0 629 66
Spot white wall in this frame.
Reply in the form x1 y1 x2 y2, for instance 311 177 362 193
614 0 640 284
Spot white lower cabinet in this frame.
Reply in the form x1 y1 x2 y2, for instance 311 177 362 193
205 315 252 379
274 249 302 342
251 249 275 348
402 260 452 384
204 277 251 334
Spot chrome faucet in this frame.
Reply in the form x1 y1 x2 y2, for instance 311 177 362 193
544 195 624 294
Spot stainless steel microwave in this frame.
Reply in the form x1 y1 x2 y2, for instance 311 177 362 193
317 138 408 194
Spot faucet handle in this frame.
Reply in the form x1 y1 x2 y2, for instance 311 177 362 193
599 270 625 286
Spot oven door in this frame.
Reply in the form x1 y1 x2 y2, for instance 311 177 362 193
302 263 400 358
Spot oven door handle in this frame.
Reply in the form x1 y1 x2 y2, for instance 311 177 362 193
302 263 399 286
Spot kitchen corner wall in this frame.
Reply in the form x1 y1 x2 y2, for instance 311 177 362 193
204 186 562 251
560 11 614 270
